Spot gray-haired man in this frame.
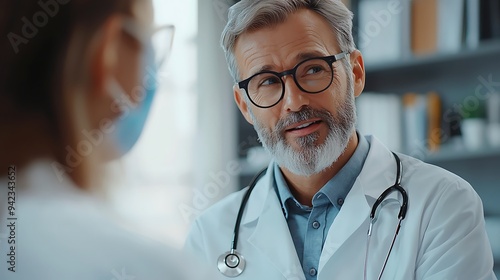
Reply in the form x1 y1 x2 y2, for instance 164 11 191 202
185 1 496 279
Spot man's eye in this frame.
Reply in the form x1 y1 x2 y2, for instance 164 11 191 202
259 76 280 86
305 66 325 75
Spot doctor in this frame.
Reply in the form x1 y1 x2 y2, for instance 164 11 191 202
185 0 496 279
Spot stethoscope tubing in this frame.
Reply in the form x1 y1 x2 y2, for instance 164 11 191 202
231 168 267 251
364 152 408 280
217 168 267 277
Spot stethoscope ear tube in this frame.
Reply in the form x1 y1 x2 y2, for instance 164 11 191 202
397 185 408 220
370 153 408 221
370 184 408 220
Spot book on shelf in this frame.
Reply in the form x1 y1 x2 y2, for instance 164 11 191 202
402 93 427 153
357 0 411 64
427 92 442 152
480 0 500 40
357 93 403 152
466 0 500 48
411 0 438 56
466 0 480 49
411 0 465 55
402 92 442 153
356 92 443 154
491 0 500 38
437 0 464 53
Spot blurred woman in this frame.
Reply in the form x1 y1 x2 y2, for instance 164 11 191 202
0 0 205 278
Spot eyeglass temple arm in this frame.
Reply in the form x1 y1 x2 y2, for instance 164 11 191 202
334 51 348 61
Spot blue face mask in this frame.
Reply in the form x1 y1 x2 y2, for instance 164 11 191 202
108 45 158 156
107 19 174 157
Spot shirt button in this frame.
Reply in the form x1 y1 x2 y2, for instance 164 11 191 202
309 268 317 276
312 221 320 229
338 198 344 206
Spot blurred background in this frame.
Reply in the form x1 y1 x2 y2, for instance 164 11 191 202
109 0 500 276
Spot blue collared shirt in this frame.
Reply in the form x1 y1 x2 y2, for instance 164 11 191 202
273 133 370 280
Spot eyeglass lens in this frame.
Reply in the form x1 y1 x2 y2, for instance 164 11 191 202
246 58 333 107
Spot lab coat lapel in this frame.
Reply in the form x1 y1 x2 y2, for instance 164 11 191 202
318 136 398 272
240 162 274 225
318 175 370 271
245 163 306 280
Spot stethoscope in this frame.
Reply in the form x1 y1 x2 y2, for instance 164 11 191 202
217 152 408 279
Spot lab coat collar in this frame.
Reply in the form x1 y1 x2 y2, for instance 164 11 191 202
240 161 276 225
358 135 401 200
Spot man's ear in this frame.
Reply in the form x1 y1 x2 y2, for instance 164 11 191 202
233 85 254 125
349 50 365 98
89 16 123 97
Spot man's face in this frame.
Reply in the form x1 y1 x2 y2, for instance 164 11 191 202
233 9 360 176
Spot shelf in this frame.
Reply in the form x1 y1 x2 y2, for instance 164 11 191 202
365 40 500 75
423 144 500 163
363 40 500 93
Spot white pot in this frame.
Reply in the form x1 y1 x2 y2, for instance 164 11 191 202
487 123 500 148
461 118 486 150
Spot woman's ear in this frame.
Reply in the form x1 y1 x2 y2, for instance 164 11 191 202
83 15 135 129
233 85 254 125
349 50 365 98
89 16 123 97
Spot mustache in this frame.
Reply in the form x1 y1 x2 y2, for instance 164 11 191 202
274 106 333 134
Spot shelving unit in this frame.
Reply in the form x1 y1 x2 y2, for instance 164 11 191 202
361 42 500 148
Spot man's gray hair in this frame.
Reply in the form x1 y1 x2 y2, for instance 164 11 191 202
221 0 356 82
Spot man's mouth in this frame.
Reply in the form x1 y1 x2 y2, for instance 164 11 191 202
285 119 323 136
295 121 320 129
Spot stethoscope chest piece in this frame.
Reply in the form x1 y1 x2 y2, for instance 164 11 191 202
217 250 246 277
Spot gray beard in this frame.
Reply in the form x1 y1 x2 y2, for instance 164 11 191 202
249 72 357 176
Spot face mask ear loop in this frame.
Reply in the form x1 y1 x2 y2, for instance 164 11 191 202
106 78 137 111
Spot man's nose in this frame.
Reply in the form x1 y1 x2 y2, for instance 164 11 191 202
282 76 310 112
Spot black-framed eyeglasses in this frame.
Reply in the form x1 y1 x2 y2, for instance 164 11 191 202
238 52 348 108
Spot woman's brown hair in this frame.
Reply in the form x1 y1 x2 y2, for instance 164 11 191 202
0 0 137 187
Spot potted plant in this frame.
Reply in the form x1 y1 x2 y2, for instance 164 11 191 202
461 102 487 150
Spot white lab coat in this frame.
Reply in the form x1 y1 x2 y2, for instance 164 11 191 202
0 159 210 280
185 136 497 280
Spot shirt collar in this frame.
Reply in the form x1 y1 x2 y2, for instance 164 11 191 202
273 132 370 218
